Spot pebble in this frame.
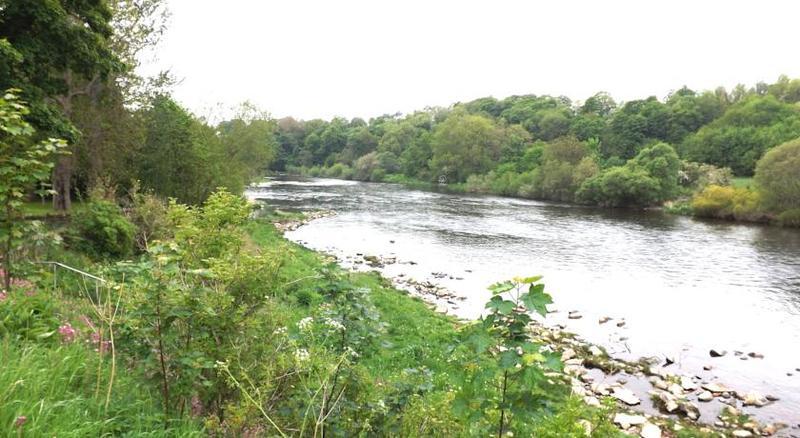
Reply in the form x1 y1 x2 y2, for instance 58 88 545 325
599 316 611 324
568 311 583 319
616 320 626 327
697 390 714 402
710 349 727 357
613 413 646 428
612 387 641 406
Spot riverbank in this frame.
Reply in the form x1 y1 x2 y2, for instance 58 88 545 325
270 210 795 437
275 171 799 229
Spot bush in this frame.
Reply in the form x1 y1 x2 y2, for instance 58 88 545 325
691 185 764 221
125 185 171 251
754 137 800 212
70 200 136 259
679 161 733 190
577 166 660 207
777 208 800 227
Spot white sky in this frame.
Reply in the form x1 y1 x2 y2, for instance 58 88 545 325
142 0 800 121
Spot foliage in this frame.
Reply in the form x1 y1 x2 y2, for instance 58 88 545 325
454 276 564 436
754 137 800 213
691 185 764 221
430 112 505 182
682 95 800 175
0 90 68 289
125 183 172 251
70 199 136 259
679 161 733 191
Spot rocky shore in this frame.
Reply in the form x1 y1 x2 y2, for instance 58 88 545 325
277 211 797 438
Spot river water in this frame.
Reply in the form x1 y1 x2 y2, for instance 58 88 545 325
246 176 800 426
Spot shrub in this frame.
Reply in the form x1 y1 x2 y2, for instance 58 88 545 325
777 208 800 227
70 199 136 259
691 185 764 221
679 161 733 190
754 137 800 212
577 166 660 207
125 185 171 251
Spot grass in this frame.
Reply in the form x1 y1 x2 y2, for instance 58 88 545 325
731 177 754 189
0 340 201 436
21 200 83 219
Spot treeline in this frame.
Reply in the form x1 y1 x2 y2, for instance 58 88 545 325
274 77 800 216
0 0 278 207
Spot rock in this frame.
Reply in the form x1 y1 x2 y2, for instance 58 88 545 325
612 387 641 405
616 320 626 327
584 396 601 407
561 348 576 361
589 345 604 357
613 413 647 429
664 356 675 366
709 349 727 357
732 431 753 437
766 394 779 402
703 365 713 371
697 390 714 402
578 419 592 436
680 376 698 391
590 383 611 396
741 391 768 407
389 240 395 243
599 316 611 324
649 376 669 390
722 405 740 417
683 402 700 420
568 311 583 319
748 352 764 359
640 422 661 438
762 424 777 435
734 350 743 356
668 383 684 396
702 382 731 393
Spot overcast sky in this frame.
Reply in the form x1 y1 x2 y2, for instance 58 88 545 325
142 0 800 121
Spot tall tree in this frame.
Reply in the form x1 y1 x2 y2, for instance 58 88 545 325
0 0 120 209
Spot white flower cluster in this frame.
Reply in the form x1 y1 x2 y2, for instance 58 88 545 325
323 317 345 332
298 317 314 331
295 348 310 362
273 326 287 336
345 346 360 359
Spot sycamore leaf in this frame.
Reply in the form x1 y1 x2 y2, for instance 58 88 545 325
520 288 552 317
488 280 514 295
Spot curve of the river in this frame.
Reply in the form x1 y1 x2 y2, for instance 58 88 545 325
246 176 800 426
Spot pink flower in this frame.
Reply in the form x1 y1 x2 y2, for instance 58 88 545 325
15 416 27 428
59 323 77 343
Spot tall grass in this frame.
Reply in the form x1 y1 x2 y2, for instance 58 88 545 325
0 340 201 436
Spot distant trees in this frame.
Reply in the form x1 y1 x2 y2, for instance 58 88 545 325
681 95 800 175
430 112 505 182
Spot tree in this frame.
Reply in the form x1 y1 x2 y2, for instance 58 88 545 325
430 112 504 182
754 137 800 212
0 90 67 290
533 136 599 202
681 95 800 175
1 0 121 210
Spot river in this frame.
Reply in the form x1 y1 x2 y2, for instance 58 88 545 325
246 176 800 427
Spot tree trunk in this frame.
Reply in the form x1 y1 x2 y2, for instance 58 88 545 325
53 155 73 211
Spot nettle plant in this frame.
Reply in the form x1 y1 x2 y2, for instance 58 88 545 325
455 276 564 437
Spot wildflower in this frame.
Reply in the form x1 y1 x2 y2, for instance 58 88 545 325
58 323 77 343
272 326 287 336
298 317 314 331
324 317 345 332
345 346 360 359
14 416 27 428
294 348 310 362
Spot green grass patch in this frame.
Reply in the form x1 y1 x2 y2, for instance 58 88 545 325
731 177 754 189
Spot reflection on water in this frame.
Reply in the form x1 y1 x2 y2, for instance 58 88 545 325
247 176 800 423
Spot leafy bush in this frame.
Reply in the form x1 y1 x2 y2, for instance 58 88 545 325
578 143 680 207
777 208 800 227
679 161 733 190
577 166 660 207
0 285 59 342
691 185 764 221
70 199 136 259
754 137 800 212
125 184 171 251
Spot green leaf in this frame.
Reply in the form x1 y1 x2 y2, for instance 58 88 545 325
520 288 552 317
518 275 542 284
486 295 515 315
488 281 514 295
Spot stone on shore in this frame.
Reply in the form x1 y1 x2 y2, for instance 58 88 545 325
697 390 714 402
709 349 727 357
640 422 662 438
613 413 646 429
612 387 641 405
702 382 730 393
568 310 583 319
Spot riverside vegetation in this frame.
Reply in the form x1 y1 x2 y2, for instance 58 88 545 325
0 90 727 436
